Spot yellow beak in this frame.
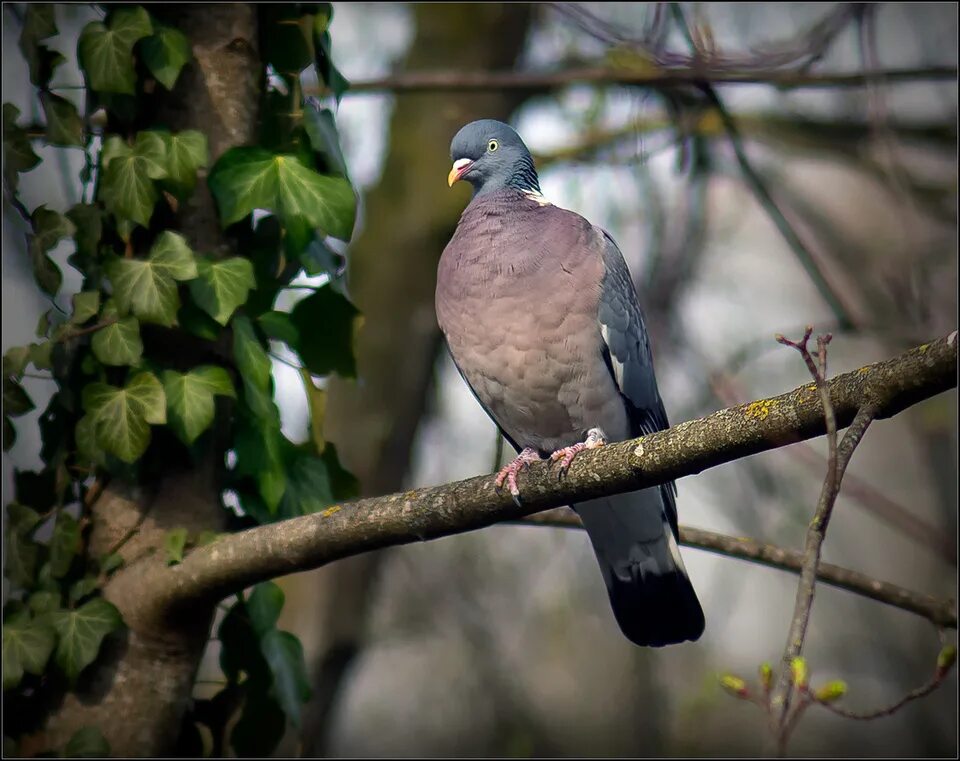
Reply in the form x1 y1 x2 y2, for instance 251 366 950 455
448 158 473 187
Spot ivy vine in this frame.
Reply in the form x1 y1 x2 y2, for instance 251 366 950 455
3 3 358 756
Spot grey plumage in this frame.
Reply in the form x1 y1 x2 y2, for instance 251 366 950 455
437 120 704 647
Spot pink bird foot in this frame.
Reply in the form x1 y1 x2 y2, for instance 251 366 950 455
549 427 607 478
494 447 542 505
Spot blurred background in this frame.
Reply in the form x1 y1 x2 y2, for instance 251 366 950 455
3 3 957 757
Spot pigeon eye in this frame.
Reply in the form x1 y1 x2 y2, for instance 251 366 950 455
487 139 499 152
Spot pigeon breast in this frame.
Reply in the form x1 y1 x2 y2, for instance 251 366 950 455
436 189 631 453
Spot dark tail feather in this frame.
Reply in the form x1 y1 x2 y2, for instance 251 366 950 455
574 488 705 647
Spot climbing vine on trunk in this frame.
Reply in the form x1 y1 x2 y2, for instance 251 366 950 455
3 4 359 755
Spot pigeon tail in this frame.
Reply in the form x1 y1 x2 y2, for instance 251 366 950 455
574 489 705 647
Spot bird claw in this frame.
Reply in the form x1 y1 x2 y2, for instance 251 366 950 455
494 447 542 504
549 427 607 479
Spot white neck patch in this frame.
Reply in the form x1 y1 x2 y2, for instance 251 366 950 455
522 188 551 206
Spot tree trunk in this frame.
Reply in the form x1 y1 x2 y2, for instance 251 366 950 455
34 6 262 756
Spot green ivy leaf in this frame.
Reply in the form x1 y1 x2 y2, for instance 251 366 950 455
165 130 208 193
232 316 272 391
140 23 190 90
91 316 142 366
233 416 287 514
74 414 107 467
218 597 269 685
280 450 334 515
99 553 123 575
28 590 62 616
2 104 41 192
5 530 39 588
82 371 166 463
66 204 103 266
99 132 169 228
178 299 222 341
303 105 348 176
262 7 314 77
39 92 84 147
2 615 56 690
247 582 284 636
20 3 57 42
106 231 196 325
3 346 31 378
148 230 198 280
49 511 81 578
106 258 177 326
208 147 356 240
47 597 123 685
260 629 312 727
4 417 15 453
29 207 75 297
68 577 100 605
188 257 255 325
230 691 286 758
124 372 167 423
28 341 54 371
7 502 41 533
313 6 350 103
19 4 65 88
70 292 101 325
164 527 188 565
258 310 300 347
321 443 359 501
162 366 235 444
131 131 169 179
289 285 358 377
65 727 111 759
3 378 34 417
78 7 152 95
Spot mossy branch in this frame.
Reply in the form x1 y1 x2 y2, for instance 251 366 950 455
108 332 957 629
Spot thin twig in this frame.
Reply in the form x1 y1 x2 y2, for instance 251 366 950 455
703 88 859 329
58 318 118 342
769 328 880 751
308 65 959 97
811 661 955 721
522 509 957 628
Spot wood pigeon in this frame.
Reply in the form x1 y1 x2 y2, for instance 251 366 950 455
436 119 705 647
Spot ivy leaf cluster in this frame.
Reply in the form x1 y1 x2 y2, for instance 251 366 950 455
186 583 312 756
3 3 360 754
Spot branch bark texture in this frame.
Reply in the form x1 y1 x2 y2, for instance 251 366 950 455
110 333 957 628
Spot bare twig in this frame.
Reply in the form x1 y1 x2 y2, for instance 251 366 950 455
700 350 956 566
304 65 958 97
769 328 880 751
523 509 957 628
58 317 118 342
811 649 957 720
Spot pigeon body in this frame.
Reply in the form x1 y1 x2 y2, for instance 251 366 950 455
436 120 704 647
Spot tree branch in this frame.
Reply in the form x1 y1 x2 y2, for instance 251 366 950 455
313 65 958 97
109 332 958 628
769 329 878 740
522 509 957 628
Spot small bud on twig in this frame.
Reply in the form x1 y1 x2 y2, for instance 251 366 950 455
814 680 847 702
720 674 750 699
759 662 773 690
790 657 809 690
936 645 957 679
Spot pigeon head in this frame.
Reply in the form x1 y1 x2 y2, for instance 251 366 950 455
448 119 541 197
